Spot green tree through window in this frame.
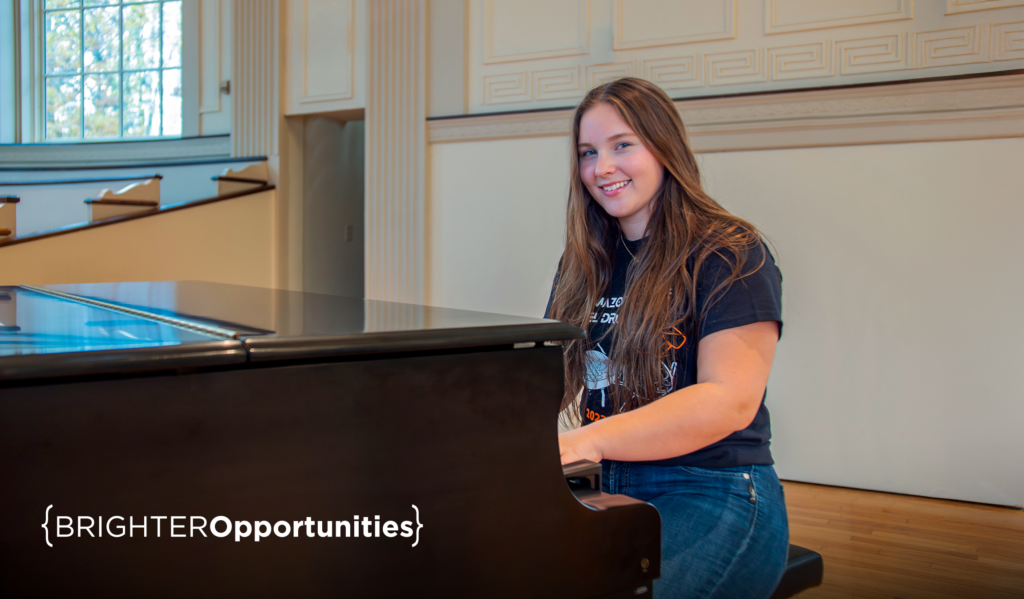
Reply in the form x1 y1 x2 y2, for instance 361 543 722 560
44 0 182 140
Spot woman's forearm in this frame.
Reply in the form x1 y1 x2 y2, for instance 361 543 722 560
574 381 758 462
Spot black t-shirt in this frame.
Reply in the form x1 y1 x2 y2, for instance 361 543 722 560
546 236 783 469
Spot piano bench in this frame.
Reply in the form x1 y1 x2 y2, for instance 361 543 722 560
770 544 824 599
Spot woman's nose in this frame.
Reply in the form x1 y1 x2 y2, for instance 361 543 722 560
595 153 615 177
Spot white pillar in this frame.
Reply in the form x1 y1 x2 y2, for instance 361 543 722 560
232 0 277 158
365 1 426 303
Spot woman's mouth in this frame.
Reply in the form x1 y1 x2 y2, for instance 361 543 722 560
599 180 631 196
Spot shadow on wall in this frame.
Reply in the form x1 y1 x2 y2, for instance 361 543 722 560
303 117 365 298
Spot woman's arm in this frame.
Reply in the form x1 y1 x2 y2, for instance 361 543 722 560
558 320 779 464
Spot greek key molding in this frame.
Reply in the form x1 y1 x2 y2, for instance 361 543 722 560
769 42 834 81
429 73 1024 151
992 21 1024 61
837 33 912 75
706 49 766 86
643 55 703 90
916 25 991 68
585 61 637 89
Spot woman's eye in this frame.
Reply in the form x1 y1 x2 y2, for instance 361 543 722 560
616 142 631 150
579 149 595 158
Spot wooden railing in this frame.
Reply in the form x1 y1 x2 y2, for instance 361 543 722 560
0 174 162 187
0 196 18 239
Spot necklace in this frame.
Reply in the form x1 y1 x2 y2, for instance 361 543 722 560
620 232 638 261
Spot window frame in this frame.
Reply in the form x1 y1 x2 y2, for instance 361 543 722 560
6 0 212 150
39 0 183 141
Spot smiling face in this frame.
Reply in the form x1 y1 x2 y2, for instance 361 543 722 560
577 102 665 240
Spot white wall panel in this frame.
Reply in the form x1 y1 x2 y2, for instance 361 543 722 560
947 0 1024 15
428 137 568 318
285 0 367 115
765 0 912 34
483 0 588 63
614 0 735 49
427 134 1024 506
199 0 231 135
699 138 1024 507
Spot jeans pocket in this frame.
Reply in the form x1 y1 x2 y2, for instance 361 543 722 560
677 465 751 480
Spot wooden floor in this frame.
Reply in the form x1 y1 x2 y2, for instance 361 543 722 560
784 481 1024 599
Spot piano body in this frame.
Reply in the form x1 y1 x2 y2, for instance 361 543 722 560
0 281 660 598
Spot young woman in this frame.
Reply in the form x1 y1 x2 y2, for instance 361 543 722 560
546 77 789 598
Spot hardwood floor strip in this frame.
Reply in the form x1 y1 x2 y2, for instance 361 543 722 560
786 481 1024 598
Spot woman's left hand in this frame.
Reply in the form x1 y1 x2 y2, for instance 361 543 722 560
558 427 604 465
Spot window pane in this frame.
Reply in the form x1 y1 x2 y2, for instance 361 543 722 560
122 3 161 70
45 10 82 74
123 70 160 137
84 0 117 5
46 0 81 8
45 76 82 139
163 1 182 67
85 73 120 137
84 7 120 72
162 68 181 136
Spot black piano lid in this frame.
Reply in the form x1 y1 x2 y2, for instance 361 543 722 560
0 285 246 381
42 281 585 362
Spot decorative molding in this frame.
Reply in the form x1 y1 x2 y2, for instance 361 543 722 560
0 136 232 166
769 42 834 81
483 72 530 105
916 25 991 67
483 0 588 64
613 0 735 50
585 61 636 89
765 0 914 35
467 0 1024 114
532 67 582 101
946 0 1024 15
643 55 704 90
428 74 1024 151
299 0 355 104
706 49 766 86
232 0 277 158
366 0 426 303
429 111 574 143
837 33 912 75
992 21 1024 61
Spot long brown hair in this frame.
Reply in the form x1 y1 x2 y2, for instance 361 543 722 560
549 77 764 424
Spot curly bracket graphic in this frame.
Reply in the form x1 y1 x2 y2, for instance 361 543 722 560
42 504 53 548
411 504 424 548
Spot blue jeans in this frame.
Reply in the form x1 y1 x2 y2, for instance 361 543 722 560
602 461 789 599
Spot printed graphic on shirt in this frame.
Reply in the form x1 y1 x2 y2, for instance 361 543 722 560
583 294 682 423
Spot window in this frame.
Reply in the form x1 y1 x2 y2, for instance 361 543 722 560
42 0 181 140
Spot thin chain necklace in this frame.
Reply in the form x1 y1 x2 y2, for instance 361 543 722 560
620 231 638 261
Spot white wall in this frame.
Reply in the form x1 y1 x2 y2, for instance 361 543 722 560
427 135 1024 506
0 189 277 288
428 136 569 317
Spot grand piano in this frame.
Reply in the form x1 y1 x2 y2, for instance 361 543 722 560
0 281 661 598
